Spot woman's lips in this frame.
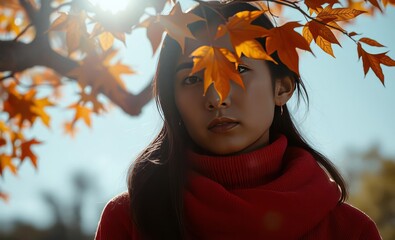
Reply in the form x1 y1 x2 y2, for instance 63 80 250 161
208 117 239 133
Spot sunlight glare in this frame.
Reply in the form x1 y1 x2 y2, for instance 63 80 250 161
89 0 130 13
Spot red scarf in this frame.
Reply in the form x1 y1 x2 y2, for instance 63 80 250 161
184 135 341 239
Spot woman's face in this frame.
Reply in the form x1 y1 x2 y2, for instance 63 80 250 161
174 26 278 155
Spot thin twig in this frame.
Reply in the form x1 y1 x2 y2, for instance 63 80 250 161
266 0 279 26
0 73 14 82
13 23 33 42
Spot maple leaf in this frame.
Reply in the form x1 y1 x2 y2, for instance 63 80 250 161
31 98 53 127
5 12 21 36
20 139 41 169
316 6 366 21
78 91 106 114
304 0 340 11
0 154 17 175
357 42 395 84
69 50 133 94
190 46 243 102
3 83 54 128
68 104 92 127
48 11 89 54
263 22 312 75
139 16 165 55
303 20 340 57
216 10 275 62
158 2 205 53
104 51 135 90
90 23 126 51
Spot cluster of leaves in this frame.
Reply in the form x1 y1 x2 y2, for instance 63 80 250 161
0 0 394 200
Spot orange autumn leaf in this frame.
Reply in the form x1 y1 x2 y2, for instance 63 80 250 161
48 11 88 54
190 46 243 102
5 12 20 35
316 36 336 57
302 25 314 45
63 121 78 138
366 0 382 11
90 22 126 51
20 139 42 168
304 0 340 11
3 83 54 128
316 6 366 22
31 69 62 87
216 10 267 40
69 50 133 94
78 91 106 114
139 16 165 55
0 154 17 175
0 137 6 147
357 43 395 84
383 0 395 6
216 10 274 62
68 104 92 127
359 37 385 47
108 61 135 89
158 2 205 53
346 0 366 11
264 22 312 75
303 20 340 57
99 32 114 51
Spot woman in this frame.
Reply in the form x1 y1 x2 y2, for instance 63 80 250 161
95 1 381 239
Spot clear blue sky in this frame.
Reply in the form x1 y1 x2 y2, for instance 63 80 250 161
1 1 394 235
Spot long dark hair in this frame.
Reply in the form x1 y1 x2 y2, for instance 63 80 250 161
128 2 347 239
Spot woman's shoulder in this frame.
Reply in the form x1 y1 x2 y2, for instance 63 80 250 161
329 202 381 239
95 191 139 240
102 191 130 213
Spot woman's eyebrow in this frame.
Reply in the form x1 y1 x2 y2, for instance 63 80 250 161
176 62 193 73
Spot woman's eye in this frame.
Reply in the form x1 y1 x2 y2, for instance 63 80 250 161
182 76 202 85
237 65 250 74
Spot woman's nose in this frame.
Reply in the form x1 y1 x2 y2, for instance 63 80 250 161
205 85 231 111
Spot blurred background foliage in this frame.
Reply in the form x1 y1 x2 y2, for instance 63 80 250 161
0 171 99 240
346 146 395 240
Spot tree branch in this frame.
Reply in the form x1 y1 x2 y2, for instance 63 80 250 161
0 38 153 116
1 0 155 116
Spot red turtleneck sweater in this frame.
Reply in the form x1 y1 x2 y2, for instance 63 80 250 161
95 135 381 239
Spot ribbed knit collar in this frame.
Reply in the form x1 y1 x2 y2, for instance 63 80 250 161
184 135 341 239
186 135 287 189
